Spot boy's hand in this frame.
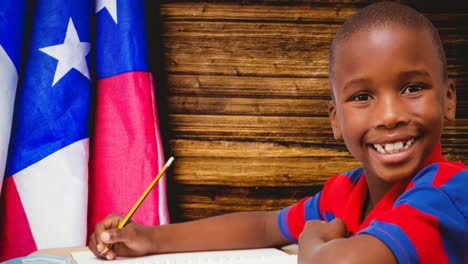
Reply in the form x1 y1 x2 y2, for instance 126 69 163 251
300 218 346 243
88 214 156 260
297 218 346 261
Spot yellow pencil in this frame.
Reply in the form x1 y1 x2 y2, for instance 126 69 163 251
101 156 175 254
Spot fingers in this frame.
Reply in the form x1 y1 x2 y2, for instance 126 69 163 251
91 229 121 260
89 230 117 260
100 225 135 244
88 215 146 259
329 218 346 237
88 232 100 258
300 218 346 243
95 226 137 260
88 232 116 260
88 214 124 259
97 244 116 260
97 214 124 234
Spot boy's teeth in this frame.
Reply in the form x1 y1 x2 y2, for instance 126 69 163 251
373 139 414 154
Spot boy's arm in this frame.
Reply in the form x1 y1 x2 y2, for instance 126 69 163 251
297 218 397 264
301 235 397 264
90 210 291 259
152 210 290 253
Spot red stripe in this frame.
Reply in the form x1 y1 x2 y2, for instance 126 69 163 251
286 197 308 239
319 175 356 217
88 72 164 237
339 175 367 234
0 177 37 261
319 174 362 233
381 204 449 264
406 181 415 190
432 162 465 188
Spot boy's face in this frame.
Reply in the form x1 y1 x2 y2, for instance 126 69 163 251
329 26 456 184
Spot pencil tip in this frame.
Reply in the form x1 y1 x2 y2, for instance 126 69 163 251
167 156 175 166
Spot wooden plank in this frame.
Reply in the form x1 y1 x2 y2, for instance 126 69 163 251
441 120 468 158
167 75 332 98
169 185 321 221
162 21 341 38
456 101 468 119
168 115 336 143
168 96 330 116
170 139 350 158
160 3 468 24
455 78 468 97
171 157 359 186
160 3 358 22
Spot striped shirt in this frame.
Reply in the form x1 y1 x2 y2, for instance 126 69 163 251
278 145 468 263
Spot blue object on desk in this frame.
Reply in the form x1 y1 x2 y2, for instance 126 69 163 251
2 254 73 264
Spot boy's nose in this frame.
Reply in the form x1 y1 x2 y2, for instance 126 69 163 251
374 96 409 129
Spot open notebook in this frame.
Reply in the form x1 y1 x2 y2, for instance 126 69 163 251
72 248 297 264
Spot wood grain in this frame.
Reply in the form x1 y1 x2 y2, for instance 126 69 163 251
170 185 323 221
167 75 331 98
161 21 468 77
154 1 468 222
160 3 358 22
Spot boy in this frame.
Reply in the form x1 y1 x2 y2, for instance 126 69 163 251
88 2 467 263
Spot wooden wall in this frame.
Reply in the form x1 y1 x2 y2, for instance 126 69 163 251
150 1 468 222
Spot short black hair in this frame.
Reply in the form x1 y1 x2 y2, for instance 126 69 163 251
328 1 447 99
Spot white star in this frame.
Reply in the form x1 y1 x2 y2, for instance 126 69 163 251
96 0 117 24
39 18 90 86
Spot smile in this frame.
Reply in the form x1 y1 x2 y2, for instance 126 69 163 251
373 139 415 154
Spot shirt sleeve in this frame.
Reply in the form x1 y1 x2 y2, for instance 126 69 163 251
277 192 323 242
358 163 468 264
277 169 364 242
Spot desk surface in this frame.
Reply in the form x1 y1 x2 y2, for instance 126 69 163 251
32 244 298 263
33 246 88 263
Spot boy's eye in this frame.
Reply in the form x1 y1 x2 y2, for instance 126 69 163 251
403 84 424 94
352 93 371 101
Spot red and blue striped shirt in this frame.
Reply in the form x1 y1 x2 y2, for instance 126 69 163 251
278 145 468 263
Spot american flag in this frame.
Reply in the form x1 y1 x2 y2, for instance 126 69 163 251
0 0 169 260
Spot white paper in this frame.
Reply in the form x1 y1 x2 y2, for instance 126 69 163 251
72 248 297 264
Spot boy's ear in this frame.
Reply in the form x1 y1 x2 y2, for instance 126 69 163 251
328 100 342 140
444 79 457 121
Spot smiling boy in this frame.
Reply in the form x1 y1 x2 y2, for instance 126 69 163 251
89 2 467 263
